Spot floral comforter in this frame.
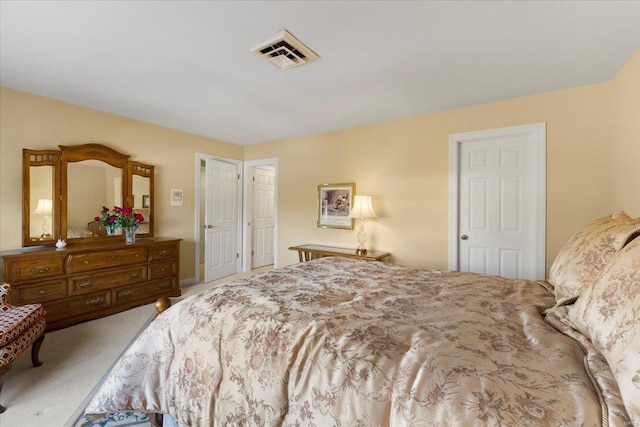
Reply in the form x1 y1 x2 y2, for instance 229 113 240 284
87 257 619 426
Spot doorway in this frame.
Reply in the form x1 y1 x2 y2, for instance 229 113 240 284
243 158 278 272
448 123 546 280
195 154 243 283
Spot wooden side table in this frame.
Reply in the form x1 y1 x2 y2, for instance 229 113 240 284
289 244 391 262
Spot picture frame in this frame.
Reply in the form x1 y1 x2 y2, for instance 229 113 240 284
317 183 355 229
170 188 184 206
142 194 150 209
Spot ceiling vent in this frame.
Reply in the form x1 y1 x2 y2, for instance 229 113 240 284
250 29 319 70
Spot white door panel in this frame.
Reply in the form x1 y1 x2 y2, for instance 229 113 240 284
205 159 239 282
252 166 275 268
450 123 546 280
459 135 532 278
468 246 488 275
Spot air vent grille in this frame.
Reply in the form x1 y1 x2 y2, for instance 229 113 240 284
250 29 319 70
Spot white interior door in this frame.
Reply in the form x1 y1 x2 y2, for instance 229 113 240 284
204 158 239 282
242 158 278 272
252 166 275 268
449 123 546 280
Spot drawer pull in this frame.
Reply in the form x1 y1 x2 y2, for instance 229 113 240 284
30 266 50 274
159 250 170 256
135 254 141 257
158 281 172 289
86 297 105 306
128 272 140 279
38 289 55 295
119 290 134 298
77 280 94 288
83 260 90 265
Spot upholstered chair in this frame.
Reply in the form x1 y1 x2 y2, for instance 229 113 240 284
0 283 46 413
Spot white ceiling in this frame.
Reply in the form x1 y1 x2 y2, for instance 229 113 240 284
2 1 639 146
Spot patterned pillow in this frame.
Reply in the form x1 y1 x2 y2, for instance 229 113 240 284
567 236 640 425
549 211 640 305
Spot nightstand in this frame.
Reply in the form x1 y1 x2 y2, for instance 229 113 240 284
289 244 391 262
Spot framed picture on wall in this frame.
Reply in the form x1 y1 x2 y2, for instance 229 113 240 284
142 195 150 208
170 189 184 206
317 183 355 229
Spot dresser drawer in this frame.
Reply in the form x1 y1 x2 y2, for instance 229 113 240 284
148 261 176 279
67 247 148 273
69 266 147 296
149 244 178 261
114 277 177 304
11 279 67 304
44 290 111 322
3 255 66 282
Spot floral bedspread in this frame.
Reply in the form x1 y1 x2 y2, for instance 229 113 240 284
86 257 610 426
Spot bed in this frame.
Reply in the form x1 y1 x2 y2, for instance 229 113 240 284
86 212 640 426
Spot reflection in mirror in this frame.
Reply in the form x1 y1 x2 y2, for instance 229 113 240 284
132 174 151 234
66 160 123 239
30 165 55 241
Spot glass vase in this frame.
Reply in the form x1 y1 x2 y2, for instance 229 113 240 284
105 224 120 236
124 225 138 244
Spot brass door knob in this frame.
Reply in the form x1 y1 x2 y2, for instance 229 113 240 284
461 234 469 240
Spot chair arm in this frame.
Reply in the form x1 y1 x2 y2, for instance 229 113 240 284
0 283 12 307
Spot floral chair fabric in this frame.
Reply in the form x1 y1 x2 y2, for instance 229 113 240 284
0 282 46 413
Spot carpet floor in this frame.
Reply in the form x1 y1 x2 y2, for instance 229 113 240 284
2 303 159 427
2 266 272 427
64 309 158 427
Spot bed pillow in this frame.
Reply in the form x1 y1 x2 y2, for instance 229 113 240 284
549 211 640 305
567 236 640 425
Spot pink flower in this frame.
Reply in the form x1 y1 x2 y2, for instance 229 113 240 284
97 205 144 228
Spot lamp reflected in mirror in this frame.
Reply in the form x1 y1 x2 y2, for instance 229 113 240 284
348 194 378 255
33 198 53 239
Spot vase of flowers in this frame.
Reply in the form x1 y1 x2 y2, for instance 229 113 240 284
115 206 144 243
95 206 120 236
96 206 144 242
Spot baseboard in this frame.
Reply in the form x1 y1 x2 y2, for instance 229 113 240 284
179 277 197 287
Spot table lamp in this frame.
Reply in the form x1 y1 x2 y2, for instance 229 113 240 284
349 195 378 255
33 198 53 239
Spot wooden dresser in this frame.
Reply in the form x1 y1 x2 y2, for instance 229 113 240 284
0 238 181 330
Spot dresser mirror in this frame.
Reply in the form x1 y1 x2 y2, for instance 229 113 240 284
23 150 60 246
23 143 155 247
128 162 154 236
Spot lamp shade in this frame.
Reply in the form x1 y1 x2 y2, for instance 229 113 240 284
33 198 53 215
349 195 378 219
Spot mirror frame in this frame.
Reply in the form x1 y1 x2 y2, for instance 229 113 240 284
60 144 129 244
127 161 155 239
22 149 61 247
22 143 155 246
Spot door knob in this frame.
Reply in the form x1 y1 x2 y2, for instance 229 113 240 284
460 234 469 240
205 225 214 229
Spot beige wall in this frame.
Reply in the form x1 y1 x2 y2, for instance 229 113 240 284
247 50 639 272
1 50 638 281
611 49 640 217
0 87 243 281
